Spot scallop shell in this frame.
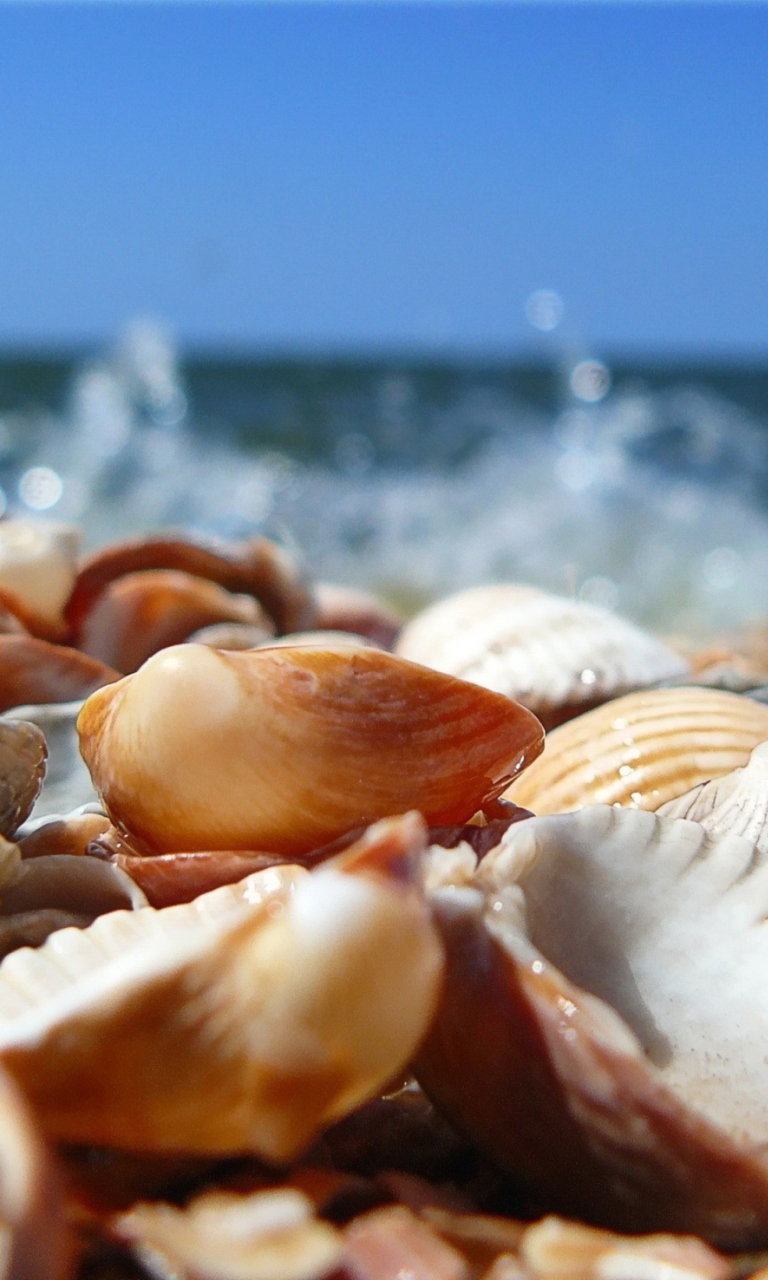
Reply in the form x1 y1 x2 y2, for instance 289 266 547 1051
65 531 316 639
78 643 544 856
0 519 81 636
0 814 443 1159
416 804 768 1246
396 585 690 729
0 718 47 836
80 569 272 673
658 740 768 853
505 686 768 816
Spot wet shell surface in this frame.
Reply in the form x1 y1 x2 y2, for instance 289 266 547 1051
396 585 690 728
505 686 768 815
0 815 443 1159
77 643 544 855
416 804 768 1246
0 718 48 837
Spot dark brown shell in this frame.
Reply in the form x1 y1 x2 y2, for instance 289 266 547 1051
0 719 48 836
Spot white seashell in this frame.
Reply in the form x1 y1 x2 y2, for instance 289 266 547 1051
0 814 443 1160
0 520 81 631
396 585 690 728
417 804 768 1245
658 739 768 853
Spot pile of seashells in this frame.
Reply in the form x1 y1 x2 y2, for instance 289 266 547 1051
4 517 768 1279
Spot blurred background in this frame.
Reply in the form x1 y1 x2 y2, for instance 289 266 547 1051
2 1 768 632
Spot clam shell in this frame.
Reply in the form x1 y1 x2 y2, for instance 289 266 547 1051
505 686 768 815
396 585 690 729
0 519 81 636
66 531 317 638
0 718 47 836
416 805 768 1245
4 701 100 818
80 569 271 673
0 814 443 1159
0 854 147 918
658 740 768 853
0 635 118 713
19 808 112 859
78 643 544 856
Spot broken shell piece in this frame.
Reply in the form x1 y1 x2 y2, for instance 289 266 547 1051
0 1063 71 1279
0 718 47 836
0 635 118 714
519 1216 729 1280
4 701 100 818
505 686 768 815
78 643 544 855
79 569 273 673
66 531 317 638
0 814 443 1159
416 805 768 1245
396 585 690 729
0 519 81 636
658 740 768 853
115 1187 343 1280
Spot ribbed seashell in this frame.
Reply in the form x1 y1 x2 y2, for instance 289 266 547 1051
0 1064 71 1279
505 686 768 816
0 718 47 836
0 635 118 713
115 1187 343 1280
396 585 690 730
66 531 317 639
0 813 443 1158
79 569 273 674
78 643 544 856
4 701 100 819
658 740 768 853
0 519 81 637
416 805 768 1246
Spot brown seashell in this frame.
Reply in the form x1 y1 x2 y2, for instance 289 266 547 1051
315 583 404 650
19 809 112 859
0 814 443 1159
65 530 316 638
396 585 690 730
0 718 48 836
0 635 119 713
79 569 274 673
416 805 768 1247
77 643 544 856
0 853 147 918
658 740 768 853
115 1187 344 1280
0 910 96 960
95 841 315 909
0 1063 71 1279
505 686 768 816
0 519 81 638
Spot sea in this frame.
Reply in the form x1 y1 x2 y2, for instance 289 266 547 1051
2 320 768 638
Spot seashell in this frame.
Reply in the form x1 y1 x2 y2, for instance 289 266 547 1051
65 530 317 639
115 1187 344 1280
187 621 276 650
315 583 404 650
79 569 273 673
0 718 47 836
0 634 118 713
396 585 690 730
519 1216 728 1280
343 1204 470 1280
416 804 768 1246
658 740 768 855
0 518 81 637
0 853 147 918
3 701 100 819
259 631 377 650
0 1063 71 1279
0 813 443 1158
78 643 544 856
19 808 112 859
504 686 768 816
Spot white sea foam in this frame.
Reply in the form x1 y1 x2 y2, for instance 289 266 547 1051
4 321 768 635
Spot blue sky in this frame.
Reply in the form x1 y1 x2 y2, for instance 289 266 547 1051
1 2 767 354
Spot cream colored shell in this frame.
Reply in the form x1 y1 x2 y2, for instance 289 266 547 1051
505 687 768 815
0 520 81 630
658 739 768 853
396 584 689 723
